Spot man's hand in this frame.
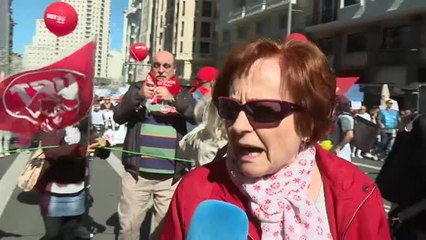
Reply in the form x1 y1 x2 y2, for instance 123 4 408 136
331 145 341 155
139 80 155 99
86 138 108 156
155 87 174 101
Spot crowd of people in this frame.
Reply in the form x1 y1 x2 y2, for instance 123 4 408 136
6 35 425 240
326 97 419 162
90 95 119 135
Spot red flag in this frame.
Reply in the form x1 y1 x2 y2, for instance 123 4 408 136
336 77 359 95
0 41 95 135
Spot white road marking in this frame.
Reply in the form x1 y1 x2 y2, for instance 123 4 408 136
0 153 31 218
353 162 382 170
105 153 125 176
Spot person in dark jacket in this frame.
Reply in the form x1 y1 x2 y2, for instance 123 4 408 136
113 50 192 240
38 118 110 240
377 113 426 240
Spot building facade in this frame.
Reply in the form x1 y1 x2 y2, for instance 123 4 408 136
108 50 125 84
0 0 14 77
24 0 111 79
122 0 154 83
215 0 303 67
216 0 426 109
167 0 217 83
306 0 426 109
307 0 426 86
123 0 217 84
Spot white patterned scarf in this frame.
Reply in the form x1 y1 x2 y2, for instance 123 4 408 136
227 146 332 240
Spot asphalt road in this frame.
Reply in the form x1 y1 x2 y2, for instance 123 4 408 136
0 151 388 239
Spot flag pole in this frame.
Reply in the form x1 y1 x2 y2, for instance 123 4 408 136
83 35 97 234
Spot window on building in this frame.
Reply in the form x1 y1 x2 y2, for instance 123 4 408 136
200 42 210 54
318 37 334 55
344 0 360 7
202 1 212 17
223 31 230 42
279 14 288 29
201 22 211 38
194 22 197 37
418 67 426 83
256 21 264 34
237 26 247 39
181 22 185 37
176 2 180 19
233 0 244 8
180 41 183 53
182 1 186 16
382 26 410 49
347 33 367 52
159 32 163 44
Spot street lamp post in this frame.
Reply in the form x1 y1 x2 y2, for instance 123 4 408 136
286 0 293 37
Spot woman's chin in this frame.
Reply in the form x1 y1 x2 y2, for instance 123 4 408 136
239 162 267 178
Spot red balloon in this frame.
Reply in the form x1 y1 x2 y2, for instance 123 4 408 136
44 2 78 37
130 43 149 62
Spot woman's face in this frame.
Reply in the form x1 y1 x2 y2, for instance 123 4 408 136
226 57 303 178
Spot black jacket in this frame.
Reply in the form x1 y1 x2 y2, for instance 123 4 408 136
173 88 197 125
113 82 192 182
377 114 426 239
39 118 110 185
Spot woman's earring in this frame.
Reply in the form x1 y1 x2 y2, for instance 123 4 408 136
300 137 310 150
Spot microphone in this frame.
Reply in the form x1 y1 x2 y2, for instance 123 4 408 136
187 200 249 240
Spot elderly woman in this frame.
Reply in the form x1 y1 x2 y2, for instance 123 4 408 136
161 39 390 239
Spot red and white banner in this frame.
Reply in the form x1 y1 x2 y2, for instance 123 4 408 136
0 41 95 135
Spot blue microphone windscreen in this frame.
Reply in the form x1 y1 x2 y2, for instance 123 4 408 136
187 200 249 240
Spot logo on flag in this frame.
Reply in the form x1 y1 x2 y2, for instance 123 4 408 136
0 41 95 135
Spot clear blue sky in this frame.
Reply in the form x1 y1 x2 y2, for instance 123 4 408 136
12 0 128 54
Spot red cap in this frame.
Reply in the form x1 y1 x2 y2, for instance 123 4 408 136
196 66 218 83
286 33 308 42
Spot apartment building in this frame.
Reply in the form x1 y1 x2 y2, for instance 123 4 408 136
123 0 147 82
0 0 14 77
216 0 426 108
108 50 124 84
123 0 216 84
307 0 426 108
24 0 111 78
164 0 217 83
216 0 302 67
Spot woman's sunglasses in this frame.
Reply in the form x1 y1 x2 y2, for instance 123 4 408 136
218 97 303 123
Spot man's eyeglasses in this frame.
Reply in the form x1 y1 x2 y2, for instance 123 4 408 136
217 97 303 123
152 62 173 70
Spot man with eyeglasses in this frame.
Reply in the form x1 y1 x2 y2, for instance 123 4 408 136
100 95 114 110
113 51 191 240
